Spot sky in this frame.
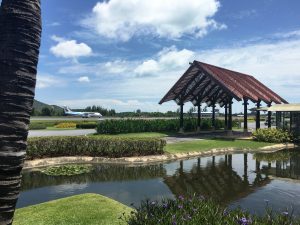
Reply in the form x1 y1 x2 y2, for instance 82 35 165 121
3 0 300 112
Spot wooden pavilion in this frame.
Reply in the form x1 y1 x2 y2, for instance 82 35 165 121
159 61 288 132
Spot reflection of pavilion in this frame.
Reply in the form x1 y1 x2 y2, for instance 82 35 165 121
164 154 270 204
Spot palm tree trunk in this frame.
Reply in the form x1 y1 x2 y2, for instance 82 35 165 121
0 0 41 224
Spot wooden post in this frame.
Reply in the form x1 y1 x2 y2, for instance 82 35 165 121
267 102 272 128
228 100 233 131
180 103 184 133
197 104 201 132
224 103 228 130
212 104 216 130
243 99 248 132
256 100 261 130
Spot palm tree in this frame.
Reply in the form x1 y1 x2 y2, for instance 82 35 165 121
0 0 42 224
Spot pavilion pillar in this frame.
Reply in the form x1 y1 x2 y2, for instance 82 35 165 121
228 100 233 131
243 99 248 132
256 100 261 130
197 104 201 132
179 103 184 133
224 103 228 130
212 104 216 130
267 102 272 128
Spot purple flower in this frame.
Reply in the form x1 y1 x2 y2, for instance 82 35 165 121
172 221 177 225
178 205 183 209
238 217 251 225
163 203 168 208
151 201 156 206
178 195 184 200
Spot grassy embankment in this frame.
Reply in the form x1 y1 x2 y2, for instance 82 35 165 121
14 194 131 225
166 139 274 154
93 132 275 154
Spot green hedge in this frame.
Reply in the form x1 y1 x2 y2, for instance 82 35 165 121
252 128 292 143
76 122 98 129
97 118 225 134
27 136 166 159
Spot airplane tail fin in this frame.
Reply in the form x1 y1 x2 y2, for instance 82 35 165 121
63 106 72 113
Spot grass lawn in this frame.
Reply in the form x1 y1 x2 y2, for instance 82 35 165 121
93 132 169 138
14 194 132 225
166 139 275 154
46 127 77 130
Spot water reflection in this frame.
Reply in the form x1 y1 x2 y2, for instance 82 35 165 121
163 154 269 205
18 148 300 215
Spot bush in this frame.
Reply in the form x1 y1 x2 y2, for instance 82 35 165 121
252 128 292 143
54 122 77 129
76 122 98 129
27 136 166 159
97 118 224 134
125 195 298 225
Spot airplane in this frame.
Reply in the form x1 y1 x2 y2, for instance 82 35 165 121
63 106 102 118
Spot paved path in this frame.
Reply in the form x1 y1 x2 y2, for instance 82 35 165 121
28 129 96 137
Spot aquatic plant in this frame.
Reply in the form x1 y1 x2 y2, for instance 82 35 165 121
41 165 93 176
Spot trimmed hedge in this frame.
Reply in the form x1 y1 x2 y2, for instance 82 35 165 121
252 128 292 143
27 136 166 159
97 118 225 134
76 122 98 129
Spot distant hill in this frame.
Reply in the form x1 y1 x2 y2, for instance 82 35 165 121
32 100 64 116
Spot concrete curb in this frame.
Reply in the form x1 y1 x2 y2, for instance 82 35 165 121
23 143 297 169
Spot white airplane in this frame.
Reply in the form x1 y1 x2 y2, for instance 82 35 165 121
63 106 102 118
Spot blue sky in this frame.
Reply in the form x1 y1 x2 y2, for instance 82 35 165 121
6 0 300 112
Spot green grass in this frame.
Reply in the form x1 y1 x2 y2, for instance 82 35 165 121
166 139 275 154
93 132 169 138
14 194 132 225
46 127 77 130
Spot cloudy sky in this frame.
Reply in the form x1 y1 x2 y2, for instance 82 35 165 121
15 0 300 112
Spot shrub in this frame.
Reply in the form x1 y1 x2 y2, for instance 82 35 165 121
76 122 98 129
252 128 292 143
97 118 224 134
27 136 166 159
54 122 77 129
125 195 298 225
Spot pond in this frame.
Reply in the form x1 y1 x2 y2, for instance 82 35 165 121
18 148 300 216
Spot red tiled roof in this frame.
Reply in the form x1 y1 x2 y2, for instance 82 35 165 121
159 61 288 106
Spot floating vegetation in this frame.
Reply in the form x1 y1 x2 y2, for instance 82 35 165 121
40 164 93 176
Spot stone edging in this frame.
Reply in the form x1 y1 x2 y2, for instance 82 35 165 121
23 143 297 169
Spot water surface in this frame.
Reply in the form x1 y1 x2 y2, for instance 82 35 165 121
18 149 300 216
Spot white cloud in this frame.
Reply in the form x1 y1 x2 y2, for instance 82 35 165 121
48 22 61 27
50 35 92 59
194 39 300 102
36 74 64 89
78 76 90 83
134 46 195 77
82 0 224 41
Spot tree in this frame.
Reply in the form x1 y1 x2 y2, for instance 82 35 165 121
0 0 42 224
41 107 51 116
